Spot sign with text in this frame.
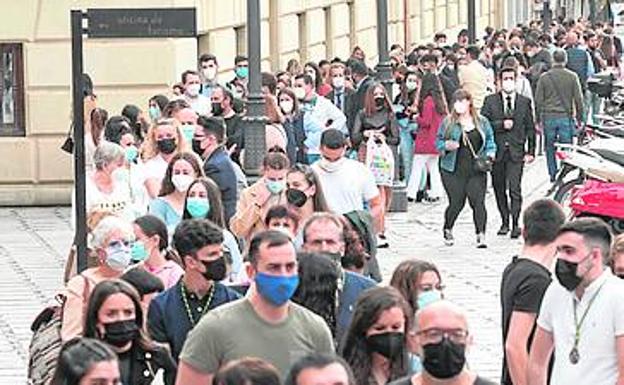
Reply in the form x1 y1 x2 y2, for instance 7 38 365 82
87 8 196 38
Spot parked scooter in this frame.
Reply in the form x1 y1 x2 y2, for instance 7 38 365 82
569 178 624 234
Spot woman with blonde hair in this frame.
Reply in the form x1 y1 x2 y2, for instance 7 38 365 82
435 89 496 248
141 118 189 199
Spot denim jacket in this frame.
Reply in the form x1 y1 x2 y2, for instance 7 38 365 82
435 115 496 173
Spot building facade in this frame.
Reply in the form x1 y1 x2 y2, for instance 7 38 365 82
1 0 519 205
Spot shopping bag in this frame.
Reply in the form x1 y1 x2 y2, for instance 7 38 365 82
365 137 395 186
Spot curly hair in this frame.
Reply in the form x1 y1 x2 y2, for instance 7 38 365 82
172 218 224 263
339 287 411 385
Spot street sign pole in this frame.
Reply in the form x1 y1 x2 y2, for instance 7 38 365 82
468 0 476 44
70 10 87 273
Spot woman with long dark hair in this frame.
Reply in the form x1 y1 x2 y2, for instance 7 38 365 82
394 70 419 186
84 279 176 385
389 259 443 316
407 72 447 203
51 338 120 385
340 286 411 385
278 88 306 164
286 164 330 226
304 61 332 97
435 89 496 248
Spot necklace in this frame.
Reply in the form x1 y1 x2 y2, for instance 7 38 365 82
569 282 605 364
180 282 216 327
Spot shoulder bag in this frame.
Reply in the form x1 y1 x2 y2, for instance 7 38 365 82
462 129 492 173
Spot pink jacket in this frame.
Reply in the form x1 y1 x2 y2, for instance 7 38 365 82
415 96 446 154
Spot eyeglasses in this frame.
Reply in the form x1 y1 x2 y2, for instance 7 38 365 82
417 328 468 344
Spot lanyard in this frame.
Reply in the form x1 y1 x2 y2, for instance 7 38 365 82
569 282 606 364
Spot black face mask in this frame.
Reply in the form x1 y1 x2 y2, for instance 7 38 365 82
286 188 308 207
374 97 385 108
200 257 226 282
555 259 584 291
157 138 177 154
366 332 404 359
212 102 224 116
192 139 204 155
422 337 466 379
102 319 139 348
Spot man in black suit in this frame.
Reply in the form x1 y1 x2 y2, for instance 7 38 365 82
325 62 354 115
345 59 373 134
481 66 536 239
193 116 238 224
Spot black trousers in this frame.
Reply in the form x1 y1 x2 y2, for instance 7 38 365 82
491 149 523 227
440 166 488 233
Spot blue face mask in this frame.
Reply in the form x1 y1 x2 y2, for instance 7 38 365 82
186 197 211 218
181 124 195 143
254 272 299 306
130 241 148 262
235 66 249 79
125 146 138 163
417 290 442 310
106 244 131 271
148 106 161 121
265 179 285 195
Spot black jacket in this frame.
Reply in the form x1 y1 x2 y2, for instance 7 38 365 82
326 87 355 114
481 92 536 162
203 147 238 223
346 76 374 134
119 344 176 385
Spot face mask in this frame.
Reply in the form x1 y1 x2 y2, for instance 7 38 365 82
318 157 346 173
555 258 587 291
493 48 502 56
212 102 224 116
130 241 148 262
200 257 226 281
157 138 177 155
502 79 516 94
124 146 138 163
106 244 131 271
172 174 194 192
280 100 294 114
374 97 385 108
181 125 195 144
192 139 204 155
294 87 306 101
235 67 249 79
286 188 308 207
332 76 345 89
186 196 210 218
266 179 285 195
405 81 418 92
102 319 139 348
255 272 299 306
148 106 161 121
186 83 201 97
203 67 217 81
417 290 442 310
526 51 535 58
366 332 405 359
454 101 469 115
422 337 466 379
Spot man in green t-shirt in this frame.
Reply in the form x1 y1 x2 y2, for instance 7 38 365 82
175 230 334 384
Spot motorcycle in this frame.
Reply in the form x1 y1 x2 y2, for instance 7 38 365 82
569 178 624 234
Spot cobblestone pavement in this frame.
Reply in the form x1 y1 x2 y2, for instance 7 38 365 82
0 157 551 383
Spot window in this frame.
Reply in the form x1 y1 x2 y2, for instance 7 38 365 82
235 25 247 56
0 44 24 136
297 12 307 63
324 6 333 59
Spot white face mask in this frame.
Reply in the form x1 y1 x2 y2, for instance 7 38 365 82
405 80 418 92
318 157 346 173
202 67 217 81
332 76 345 89
502 79 516 94
186 84 201 97
454 101 469 115
171 174 194 192
280 100 294 114
294 87 306 101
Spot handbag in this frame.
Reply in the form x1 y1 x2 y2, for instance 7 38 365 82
60 124 74 154
462 129 492 173
365 137 395 186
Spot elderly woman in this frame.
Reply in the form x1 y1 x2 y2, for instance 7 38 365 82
75 141 134 227
61 215 135 342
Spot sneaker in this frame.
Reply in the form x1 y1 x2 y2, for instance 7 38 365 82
476 233 487 249
423 196 440 204
377 234 389 248
443 229 454 246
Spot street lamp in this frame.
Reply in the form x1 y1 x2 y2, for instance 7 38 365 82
242 0 267 177
375 0 407 213
467 0 476 43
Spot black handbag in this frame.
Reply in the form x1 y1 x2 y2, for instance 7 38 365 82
60 124 74 154
463 130 492 173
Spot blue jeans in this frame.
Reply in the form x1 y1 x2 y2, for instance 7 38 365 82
544 117 575 181
399 127 414 182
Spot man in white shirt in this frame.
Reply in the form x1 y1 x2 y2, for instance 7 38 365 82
458 46 490 112
528 218 624 385
312 129 381 224
182 70 211 116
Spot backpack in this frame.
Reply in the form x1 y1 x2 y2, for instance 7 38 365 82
27 276 89 385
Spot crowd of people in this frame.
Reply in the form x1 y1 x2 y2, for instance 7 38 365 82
31 15 624 385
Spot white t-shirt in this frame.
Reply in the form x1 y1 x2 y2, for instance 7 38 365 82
312 158 379 214
537 270 624 385
143 155 168 183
